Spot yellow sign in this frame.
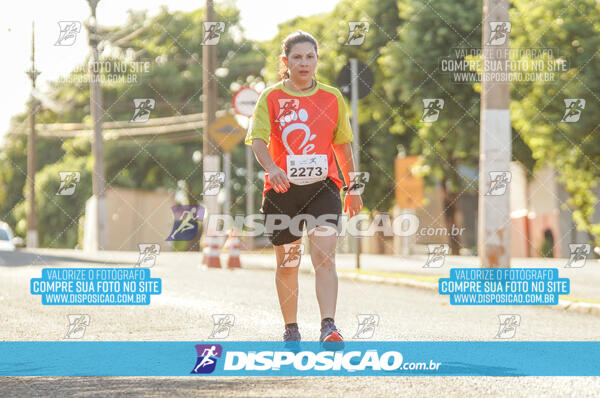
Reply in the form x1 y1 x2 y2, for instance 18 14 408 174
395 156 424 209
208 114 246 152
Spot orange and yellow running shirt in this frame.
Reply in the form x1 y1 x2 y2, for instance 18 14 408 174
245 80 354 195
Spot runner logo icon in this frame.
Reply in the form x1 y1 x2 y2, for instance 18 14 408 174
420 99 444 122
345 22 369 46
486 22 511 46
561 99 585 122
202 22 225 45
495 314 520 339
275 99 300 123
191 344 223 374
353 314 379 339
167 206 204 241
424 244 449 268
565 243 590 268
55 21 81 46
209 314 235 339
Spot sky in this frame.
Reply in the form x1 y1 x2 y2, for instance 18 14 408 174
0 0 338 140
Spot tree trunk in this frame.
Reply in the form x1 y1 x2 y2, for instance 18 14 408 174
441 177 462 255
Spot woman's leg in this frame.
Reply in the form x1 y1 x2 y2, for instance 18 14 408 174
308 227 338 320
274 238 302 324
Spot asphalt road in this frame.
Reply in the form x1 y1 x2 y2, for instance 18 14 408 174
1 249 600 397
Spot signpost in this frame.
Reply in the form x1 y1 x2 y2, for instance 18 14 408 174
208 114 246 219
336 59 374 268
233 86 260 249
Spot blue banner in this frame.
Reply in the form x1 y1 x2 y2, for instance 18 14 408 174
1 342 599 376
439 268 569 305
30 268 162 305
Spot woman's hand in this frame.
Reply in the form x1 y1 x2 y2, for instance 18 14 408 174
267 165 290 193
344 193 363 218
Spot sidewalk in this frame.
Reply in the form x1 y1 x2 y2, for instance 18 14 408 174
239 252 600 306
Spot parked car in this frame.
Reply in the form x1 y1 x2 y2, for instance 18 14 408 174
0 222 22 251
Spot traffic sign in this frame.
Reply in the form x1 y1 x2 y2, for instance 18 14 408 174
232 86 259 117
208 114 246 152
336 60 374 100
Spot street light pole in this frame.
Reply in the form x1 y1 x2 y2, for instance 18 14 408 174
86 0 107 250
478 0 511 267
26 21 40 249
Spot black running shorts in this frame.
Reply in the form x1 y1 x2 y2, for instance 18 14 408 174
260 177 342 246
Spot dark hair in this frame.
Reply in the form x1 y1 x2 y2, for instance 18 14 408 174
278 30 319 80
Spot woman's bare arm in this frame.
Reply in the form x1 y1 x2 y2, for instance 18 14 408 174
333 142 355 187
333 142 363 217
251 139 290 193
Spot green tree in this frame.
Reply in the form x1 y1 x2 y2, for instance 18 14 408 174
379 0 483 254
510 0 600 247
1 3 265 248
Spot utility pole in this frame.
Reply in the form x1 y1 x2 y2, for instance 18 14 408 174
350 58 361 269
478 0 511 267
86 0 107 250
26 21 40 248
245 145 254 249
202 0 220 235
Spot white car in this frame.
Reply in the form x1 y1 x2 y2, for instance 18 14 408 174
0 222 22 251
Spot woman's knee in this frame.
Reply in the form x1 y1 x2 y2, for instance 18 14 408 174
311 250 335 270
276 265 300 277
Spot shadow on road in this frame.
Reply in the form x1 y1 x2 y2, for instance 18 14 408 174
0 250 124 267
0 377 318 398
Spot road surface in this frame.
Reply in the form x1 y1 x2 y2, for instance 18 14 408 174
1 249 599 397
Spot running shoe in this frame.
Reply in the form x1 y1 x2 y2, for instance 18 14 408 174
320 319 344 349
283 325 301 342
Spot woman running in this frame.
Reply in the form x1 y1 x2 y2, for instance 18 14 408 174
245 30 363 344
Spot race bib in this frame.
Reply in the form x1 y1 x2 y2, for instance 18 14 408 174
286 154 328 185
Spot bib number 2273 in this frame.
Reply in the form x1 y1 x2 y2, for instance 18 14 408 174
286 154 328 185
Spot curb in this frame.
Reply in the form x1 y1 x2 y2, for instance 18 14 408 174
556 299 600 316
241 261 600 318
